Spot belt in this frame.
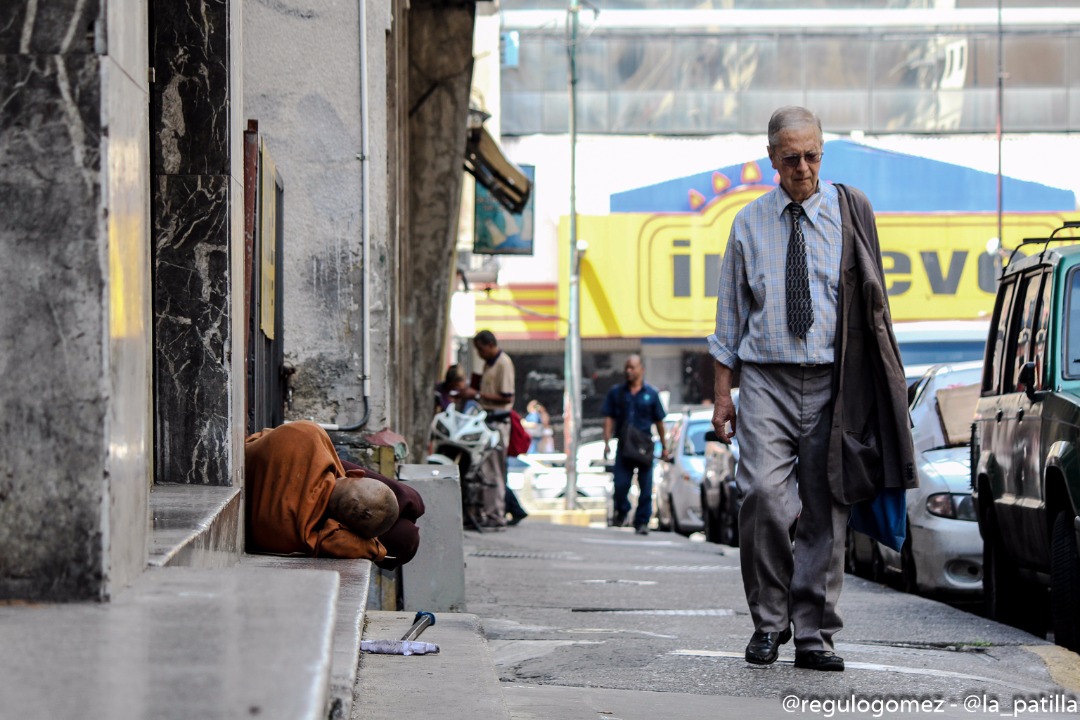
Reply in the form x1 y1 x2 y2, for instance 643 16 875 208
798 362 831 368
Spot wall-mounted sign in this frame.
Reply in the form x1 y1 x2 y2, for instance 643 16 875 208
474 164 535 256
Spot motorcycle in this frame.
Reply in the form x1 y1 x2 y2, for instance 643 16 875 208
427 404 509 531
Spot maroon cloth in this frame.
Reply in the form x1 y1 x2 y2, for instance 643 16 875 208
340 459 425 570
507 410 531 457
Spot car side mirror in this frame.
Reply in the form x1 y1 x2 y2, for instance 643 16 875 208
1018 361 1041 402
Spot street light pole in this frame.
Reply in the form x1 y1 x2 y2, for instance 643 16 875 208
563 0 581 511
996 0 1004 248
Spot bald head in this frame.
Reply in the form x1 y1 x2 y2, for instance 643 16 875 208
624 354 645 385
329 476 400 539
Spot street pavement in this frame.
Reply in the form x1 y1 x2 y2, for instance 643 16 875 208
464 520 1080 719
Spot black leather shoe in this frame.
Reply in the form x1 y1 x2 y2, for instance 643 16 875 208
612 512 628 527
744 627 792 665
794 650 845 671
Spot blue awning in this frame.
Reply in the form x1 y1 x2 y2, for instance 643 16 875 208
610 139 1074 214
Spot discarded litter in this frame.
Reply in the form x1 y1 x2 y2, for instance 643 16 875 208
361 639 440 656
361 610 440 656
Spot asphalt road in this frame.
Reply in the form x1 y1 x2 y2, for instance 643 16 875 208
464 520 1080 719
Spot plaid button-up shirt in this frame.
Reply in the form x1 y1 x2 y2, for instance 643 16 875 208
707 182 843 369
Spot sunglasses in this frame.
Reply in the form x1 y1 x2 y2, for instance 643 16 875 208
779 151 823 168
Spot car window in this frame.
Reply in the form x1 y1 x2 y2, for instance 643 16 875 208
1031 269 1053 390
1006 272 1045 393
684 421 711 455
1065 268 1080 380
984 277 1016 393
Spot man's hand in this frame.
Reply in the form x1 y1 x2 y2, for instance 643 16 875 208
602 440 609 460
711 395 736 444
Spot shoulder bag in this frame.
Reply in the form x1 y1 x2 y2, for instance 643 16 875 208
617 388 654 463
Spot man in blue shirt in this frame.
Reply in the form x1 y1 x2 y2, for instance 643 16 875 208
602 355 669 535
708 106 912 672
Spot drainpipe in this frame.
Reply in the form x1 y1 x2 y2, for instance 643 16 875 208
321 0 372 433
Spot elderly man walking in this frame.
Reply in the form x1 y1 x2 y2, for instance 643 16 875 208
708 106 915 672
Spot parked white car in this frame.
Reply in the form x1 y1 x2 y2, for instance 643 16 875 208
850 361 984 596
507 441 612 500
654 409 715 536
701 389 740 546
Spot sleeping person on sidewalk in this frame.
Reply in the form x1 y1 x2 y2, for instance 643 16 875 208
245 420 401 562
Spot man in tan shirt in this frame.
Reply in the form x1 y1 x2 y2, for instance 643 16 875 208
461 330 527 526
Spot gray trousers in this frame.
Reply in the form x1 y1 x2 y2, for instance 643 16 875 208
736 363 850 652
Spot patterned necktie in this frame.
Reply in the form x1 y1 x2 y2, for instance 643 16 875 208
785 202 814 338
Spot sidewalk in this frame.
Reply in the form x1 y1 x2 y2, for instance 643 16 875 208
459 520 1080 720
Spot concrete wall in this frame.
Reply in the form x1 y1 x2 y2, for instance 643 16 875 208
242 0 479 462
243 0 395 437
0 0 152 600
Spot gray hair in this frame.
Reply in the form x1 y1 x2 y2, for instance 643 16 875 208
767 106 823 148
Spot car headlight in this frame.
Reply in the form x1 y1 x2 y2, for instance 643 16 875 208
926 493 977 521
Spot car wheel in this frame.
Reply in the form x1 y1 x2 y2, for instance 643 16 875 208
870 543 887 584
845 526 869 578
655 494 671 532
983 511 1028 628
1051 511 1080 652
900 531 918 595
669 494 684 536
702 487 722 544
720 496 739 548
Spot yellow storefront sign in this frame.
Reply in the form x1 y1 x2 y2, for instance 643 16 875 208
559 186 1073 339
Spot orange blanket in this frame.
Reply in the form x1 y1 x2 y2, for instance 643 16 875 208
245 421 387 560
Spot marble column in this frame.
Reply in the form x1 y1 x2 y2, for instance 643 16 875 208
150 0 238 486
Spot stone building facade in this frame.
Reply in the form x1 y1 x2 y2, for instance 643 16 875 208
0 0 479 602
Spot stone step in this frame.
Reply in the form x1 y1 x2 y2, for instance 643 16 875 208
149 483 243 568
357 611 511 719
241 555 373 720
0 565 340 720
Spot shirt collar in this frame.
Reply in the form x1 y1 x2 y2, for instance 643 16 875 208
775 182 830 226
485 350 502 367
